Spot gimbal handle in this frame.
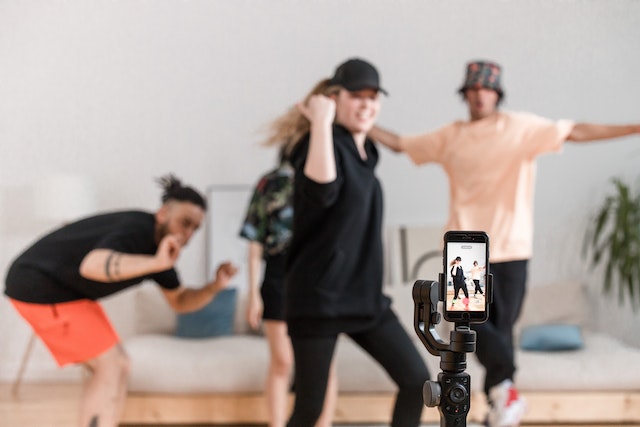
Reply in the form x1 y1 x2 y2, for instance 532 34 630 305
412 278 449 356
412 276 477 427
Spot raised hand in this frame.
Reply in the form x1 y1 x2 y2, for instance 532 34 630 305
213 261 238 292
297 94 335 127
155 234 182 271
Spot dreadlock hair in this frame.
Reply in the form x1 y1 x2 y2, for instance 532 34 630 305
156 174 207 210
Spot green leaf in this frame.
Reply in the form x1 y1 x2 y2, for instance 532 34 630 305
584 177 640 311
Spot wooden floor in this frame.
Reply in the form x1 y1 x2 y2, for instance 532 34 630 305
1 382 639 427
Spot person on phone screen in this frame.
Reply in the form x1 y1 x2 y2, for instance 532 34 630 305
4 174 237 427
368 60 640 426
272 58 430 427
450 256 469 309
239 147 337 427
471 260 485 296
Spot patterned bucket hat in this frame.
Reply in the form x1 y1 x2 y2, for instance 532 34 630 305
458 61 503 95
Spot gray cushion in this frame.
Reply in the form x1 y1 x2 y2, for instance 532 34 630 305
175 288 237 338
520 324 583 351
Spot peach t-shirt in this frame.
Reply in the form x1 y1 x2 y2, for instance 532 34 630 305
401 111 574 263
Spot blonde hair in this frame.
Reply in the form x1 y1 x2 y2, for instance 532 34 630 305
263 79 341 158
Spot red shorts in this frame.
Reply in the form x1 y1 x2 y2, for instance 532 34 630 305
9 298 120 366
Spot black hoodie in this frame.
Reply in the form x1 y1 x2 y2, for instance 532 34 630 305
285 125 391 337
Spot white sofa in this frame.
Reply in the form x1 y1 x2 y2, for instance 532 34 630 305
105 224 640 424
118 274 640 425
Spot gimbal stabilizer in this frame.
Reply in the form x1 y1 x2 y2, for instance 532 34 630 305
413 273 493 427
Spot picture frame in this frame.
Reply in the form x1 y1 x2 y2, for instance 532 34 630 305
205 184 253 289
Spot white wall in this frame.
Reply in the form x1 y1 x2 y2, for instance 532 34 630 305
1 0 639 381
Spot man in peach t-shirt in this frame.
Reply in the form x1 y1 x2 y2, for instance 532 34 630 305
370 60 639 427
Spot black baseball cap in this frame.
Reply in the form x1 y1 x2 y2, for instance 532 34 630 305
329 58 388 95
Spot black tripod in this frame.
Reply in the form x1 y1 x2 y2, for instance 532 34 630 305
412 273 492 427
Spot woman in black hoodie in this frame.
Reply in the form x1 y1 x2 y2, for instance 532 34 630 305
268 58 430 427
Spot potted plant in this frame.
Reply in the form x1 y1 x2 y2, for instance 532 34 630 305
584 177 640 310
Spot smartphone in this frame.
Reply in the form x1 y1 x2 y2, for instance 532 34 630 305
443 231 490 323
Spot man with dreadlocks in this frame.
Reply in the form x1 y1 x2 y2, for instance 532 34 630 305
4 174 237 427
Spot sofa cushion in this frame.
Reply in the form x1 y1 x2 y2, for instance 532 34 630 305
125 278 640 395
520 323 584 351
175 288 237 338
134 283 177 335
514 331 640 390
126 334 270 393
516 280 590 334
133 282 251 335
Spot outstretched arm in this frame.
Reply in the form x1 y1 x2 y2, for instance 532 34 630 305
567 123 640 143
368 125 404 152
161 261 238 313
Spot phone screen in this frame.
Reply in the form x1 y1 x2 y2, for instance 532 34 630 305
443 231 489 322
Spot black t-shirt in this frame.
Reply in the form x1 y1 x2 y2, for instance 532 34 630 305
285 125 390 336
4 210 180 303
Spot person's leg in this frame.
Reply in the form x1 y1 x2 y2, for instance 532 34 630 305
287 335 337 427
462 282 469 298
474 279 482 295
263 321 294 427
472 261 528 426
473 260 528 393
492 261 528 356
452 281 461 302
81 343 130 427
315 360 338 427
349 310 429 427
9 298 124 426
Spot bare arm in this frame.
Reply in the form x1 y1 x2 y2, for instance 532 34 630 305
368 125 404 152
297 95 337 183
246 241 264 329
566 123 640 143
161 261 238 313
79 234 182 282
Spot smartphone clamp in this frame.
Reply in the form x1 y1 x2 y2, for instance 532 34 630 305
412 273 491 427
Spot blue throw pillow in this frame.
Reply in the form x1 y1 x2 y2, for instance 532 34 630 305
519 323 584 351
175 288 237 338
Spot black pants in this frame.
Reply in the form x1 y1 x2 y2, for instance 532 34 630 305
473 279 483 294
287 309 429 427
472 260 528 395
453 278 469 299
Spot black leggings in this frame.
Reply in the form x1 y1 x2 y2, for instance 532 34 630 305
472 260 527 394
287 310 429 427
473 279 483 294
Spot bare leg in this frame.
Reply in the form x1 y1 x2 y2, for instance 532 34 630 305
263 321 295 427
79 343 130 427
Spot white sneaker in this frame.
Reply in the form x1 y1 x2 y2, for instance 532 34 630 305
487 379 527 427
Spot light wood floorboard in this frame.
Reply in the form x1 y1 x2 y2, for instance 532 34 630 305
2 382 639 427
